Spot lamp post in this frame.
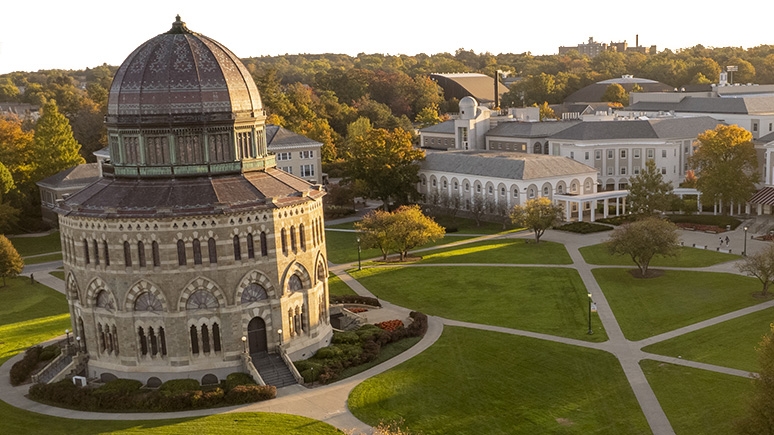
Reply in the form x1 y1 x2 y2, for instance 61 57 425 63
587 293 593 335
241 336 247 353
356 237 362 271
744 226 748 256
65 329 70 345
76 336 81 352
277 329 283 346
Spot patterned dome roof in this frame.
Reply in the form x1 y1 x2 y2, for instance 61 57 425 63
107 16 262 121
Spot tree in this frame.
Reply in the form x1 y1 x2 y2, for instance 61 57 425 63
389 205 445 261
601 83 628 106
510 197 563 244
29 100 85 183
414 103 444 128
469 193 487 227
737 244 774 296
735 323 774 434
339 126 424 211
355 209 395 260
606 217 680 277
690 124 759 215
536 101 557 121
0 235 24 286
628 159 675 215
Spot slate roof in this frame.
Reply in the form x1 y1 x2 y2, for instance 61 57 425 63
486 120 581 138
420 120 455 134
421 151 596 180
757 131 774 144
564 78 673 103
266 124 322 149
550 117 721 141
57 168 323 219
627 96 774 115
36 163 100 189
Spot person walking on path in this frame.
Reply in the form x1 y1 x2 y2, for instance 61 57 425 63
725 236 730 247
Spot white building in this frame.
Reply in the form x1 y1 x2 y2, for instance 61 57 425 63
419 96 491 150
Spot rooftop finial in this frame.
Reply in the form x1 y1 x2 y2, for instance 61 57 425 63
167 14 191 34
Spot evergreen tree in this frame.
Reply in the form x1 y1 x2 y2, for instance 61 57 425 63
628 159 675 215
0 235 24 286
30 100 85 183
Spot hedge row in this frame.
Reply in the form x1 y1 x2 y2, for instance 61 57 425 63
295 311 428 384
556 222 613 234
330 294 382 307
10 344 60 386
27 373 274 412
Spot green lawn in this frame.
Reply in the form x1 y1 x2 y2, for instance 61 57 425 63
324 229 477 265
0 278 341 435
327 274 357 297
579 243 738 267
327 217 514 235
640 360 752 435
349 327 649 434
418 239 572 265
23 253 63 265
8 232 61 257
49 271 65 281
594 268 765 341
351 266 606 342
642 307 774 372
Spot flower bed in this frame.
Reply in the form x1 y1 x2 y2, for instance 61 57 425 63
675 223 726 233
376 319 404 332
347 307 368 313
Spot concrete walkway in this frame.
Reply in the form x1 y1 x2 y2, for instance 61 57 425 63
2 220 770 434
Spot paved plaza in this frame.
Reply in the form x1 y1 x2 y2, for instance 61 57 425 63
2 220 772 434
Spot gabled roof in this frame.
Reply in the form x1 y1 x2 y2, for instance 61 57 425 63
758 131 774 144
266 124 322 149
421 151 596 181
36 163 101 189
420 120 455 134
628 96 774 115
550 117 721 141
486 120 581 138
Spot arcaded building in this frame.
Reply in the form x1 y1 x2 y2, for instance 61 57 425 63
55 16 331 384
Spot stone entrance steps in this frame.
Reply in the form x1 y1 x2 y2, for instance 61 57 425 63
251 352 297 388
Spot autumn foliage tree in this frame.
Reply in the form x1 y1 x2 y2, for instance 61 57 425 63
0 235 23 286
691 124 758 215
355 205 444 261
510 197 563 244
606 217 680 278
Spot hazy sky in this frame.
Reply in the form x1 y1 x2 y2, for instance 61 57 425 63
1 0 772 75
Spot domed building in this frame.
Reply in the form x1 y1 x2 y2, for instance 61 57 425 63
56 16 331 385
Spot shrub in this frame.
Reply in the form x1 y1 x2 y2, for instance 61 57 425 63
667 214 741 229
556 222 612 234
39 344 61 362
224 385 276 405
224 372 256 391
408 311 429 337
10 346 42 386
159 378 200 394
332 331 360 345
330 294 381 307
99 378 143 393
596 215 638 226
324 205 356 219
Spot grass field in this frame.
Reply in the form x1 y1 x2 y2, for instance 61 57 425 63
642 307 774 372
7 232 61 257
324 229 477 264
594 268 766 341
349 326 649 434
328 274 357 297
640 360 752 434
418 239 572 265
23 253 63 265
0 278 341 435
351 266 606 342
579 244 738 267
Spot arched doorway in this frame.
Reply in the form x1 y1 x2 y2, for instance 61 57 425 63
247 317 268 356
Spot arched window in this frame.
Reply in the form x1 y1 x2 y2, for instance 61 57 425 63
83 239 90 265
152 241 160 267
103 240 110 266
138 241 146 267
290 226 297 252
123 241 132 267
212 323 221 352
233 235 241 260
201 325 211 353
543 186 549 196
299 224 306 250
93 240 100 266
134 292 163 312
159 327 167 356
149 327 158 356
558 185 564 194
112 325 119 355
247 233 255 259
193 239 202 265
186 290 218 310
281 228 287 255
95 290 114 310
208 238 217 263
288 274 303 292
260 232 268 256
190 325 199 355
533 143 542 154
529 188 535 198
138 327 148 356
177 240 186 266
241 283 268 303
98 323 106 352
